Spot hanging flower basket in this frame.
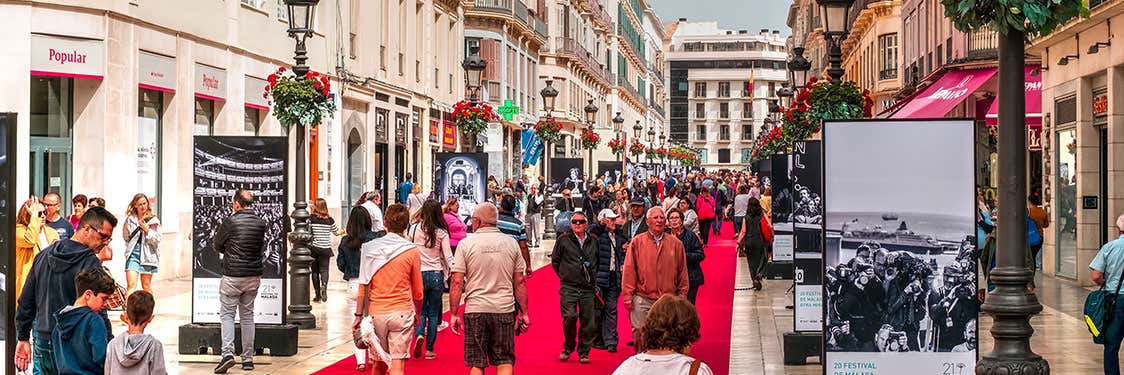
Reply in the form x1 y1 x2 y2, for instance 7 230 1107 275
608 137 627 155
580 128 601 150
535 117 563 143
264 66 336 128
629 142 646 157
452 100 496 137
749 75 873 163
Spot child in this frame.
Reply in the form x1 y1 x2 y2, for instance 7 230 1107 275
105 290 167 374
52 267 116 375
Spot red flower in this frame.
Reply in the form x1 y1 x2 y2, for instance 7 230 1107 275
278 66 286 72
863 89 871 95
808 76 818 84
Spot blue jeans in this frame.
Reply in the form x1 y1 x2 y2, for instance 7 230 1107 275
1105 298 1124 375
599 275 622 347
33 330 55 375
414 271 444 351
733 215 745 236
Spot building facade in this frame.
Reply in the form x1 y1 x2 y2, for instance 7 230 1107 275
1029 0 1121 285
609 0 658 159
667 21 787 168
840 0 903 114
4 0 464 282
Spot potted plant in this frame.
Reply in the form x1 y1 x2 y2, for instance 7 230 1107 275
534 117 563 144
580 128 601 150
608 137 627 155
264 66 336 128
452 100 496 137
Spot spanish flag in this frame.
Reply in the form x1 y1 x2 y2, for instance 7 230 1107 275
747 71 755 100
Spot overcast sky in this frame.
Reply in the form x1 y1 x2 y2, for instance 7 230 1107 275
648 0 794 34
823 121 975 219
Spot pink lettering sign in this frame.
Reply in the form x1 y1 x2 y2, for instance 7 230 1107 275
202 74 220 90
48 48 87 66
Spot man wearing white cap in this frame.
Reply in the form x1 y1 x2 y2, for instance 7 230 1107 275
593 208 628 353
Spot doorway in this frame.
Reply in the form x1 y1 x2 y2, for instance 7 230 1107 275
345 129 364 221
29 76 73 207
374 143 389 208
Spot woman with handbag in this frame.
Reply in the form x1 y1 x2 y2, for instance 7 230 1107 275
123 193 161 295
407 200 453 360
668 209 705 304
338 207 376 372
736 197 773 291
310 198 340 302
694 186 717 246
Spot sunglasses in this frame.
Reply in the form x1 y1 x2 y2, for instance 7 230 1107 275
570 219 587 225
85 225 112 242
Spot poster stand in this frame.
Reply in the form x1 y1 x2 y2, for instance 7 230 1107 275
783 140 824 365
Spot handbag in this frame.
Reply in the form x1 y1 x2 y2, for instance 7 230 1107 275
1085 258 1124 344
101 267 128 310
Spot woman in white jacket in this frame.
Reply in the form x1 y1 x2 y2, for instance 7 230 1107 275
123 193 161 296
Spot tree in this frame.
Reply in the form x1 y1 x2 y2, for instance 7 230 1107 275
941 0 1089 38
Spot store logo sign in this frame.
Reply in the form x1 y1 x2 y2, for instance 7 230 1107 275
202 74 220 90
1094 94 1109 115
48 48 87 65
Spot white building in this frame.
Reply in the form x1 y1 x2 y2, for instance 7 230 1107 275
666 20 788 168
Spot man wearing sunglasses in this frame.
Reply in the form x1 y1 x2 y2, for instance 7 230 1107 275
550 211 600 364
15 206 118 373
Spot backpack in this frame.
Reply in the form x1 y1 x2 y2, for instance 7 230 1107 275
1086 259 1124 344
1026 212 1042 247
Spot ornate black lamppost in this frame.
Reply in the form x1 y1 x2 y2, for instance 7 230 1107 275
584 99 599 179
816 0 855 82
646 128 655 165
462 46 486 151
658 130 667 175
283 0 319 329
788 47 812 90
540 80 559 239
613 112 625 165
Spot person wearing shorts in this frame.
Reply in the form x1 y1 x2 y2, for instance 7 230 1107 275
449 203 530 375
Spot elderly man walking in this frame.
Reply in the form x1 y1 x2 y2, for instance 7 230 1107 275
551 211 600 363
621 206 689 352
449 203 530 375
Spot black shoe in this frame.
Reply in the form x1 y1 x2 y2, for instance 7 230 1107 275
607 346 617 353
559 351 571 362
241 361 254 371
321 293 327 302
214 355 235 374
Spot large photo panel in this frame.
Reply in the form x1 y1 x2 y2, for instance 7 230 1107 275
434 153 489 221
823 120 977 373
192 136 289 324
793 140 824 332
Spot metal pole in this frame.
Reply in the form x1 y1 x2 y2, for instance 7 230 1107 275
976 29 1047 375
287 120 316 328
543 139 556 239
825 34 845 82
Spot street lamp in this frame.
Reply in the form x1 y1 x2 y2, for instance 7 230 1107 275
283 0 320 329
646 128 656 164
776 83 794 108
583 99 599 179
613 113 626 175
540 80 559 239
658 131 667 175
789 47 812 90
633 120 643 139
817 0 855 82
462 46 487 103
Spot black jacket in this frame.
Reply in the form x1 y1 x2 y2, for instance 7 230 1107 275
555 197 576 212
678 229 706 285
582 195 609 216
17 239 109 341
214 208 269 277
551 232 600 289
595 226 628 288
337 230 379 280
624 218 648 239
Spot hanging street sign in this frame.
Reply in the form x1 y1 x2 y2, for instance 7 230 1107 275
497 99 520 121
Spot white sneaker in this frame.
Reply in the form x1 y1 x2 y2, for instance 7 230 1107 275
437 321 449 331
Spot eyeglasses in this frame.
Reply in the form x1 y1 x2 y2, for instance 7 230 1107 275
43 202 59 207
85 225 112 242
571 219 587 225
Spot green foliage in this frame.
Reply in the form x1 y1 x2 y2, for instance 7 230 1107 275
266 68 335 128
941 0 1090 39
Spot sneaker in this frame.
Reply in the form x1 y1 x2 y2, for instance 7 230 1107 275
437 321 449 331
559 351 571 362
424 351 437 360
241 361 254 371
412 336 426 359
579 355 591 364
214 355 235 374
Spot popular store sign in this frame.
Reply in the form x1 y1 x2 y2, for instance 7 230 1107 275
30 34 104 80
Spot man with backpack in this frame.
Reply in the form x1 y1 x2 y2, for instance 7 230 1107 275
1092 214 1124 375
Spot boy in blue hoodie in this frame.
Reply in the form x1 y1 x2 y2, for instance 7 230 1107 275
52 267 117 375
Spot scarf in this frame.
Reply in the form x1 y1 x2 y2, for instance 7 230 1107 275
357 232 417 285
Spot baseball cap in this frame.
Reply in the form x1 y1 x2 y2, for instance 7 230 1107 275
598 208 620 221
629 198 646 206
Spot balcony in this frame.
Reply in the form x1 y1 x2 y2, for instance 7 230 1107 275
470 0 548 42
879 68 898 80
557 37 613 85
587 0 614 31
648 99 665 117
967 27 998 60
617 75 643 103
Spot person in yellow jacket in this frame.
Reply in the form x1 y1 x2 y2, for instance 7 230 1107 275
15 197 59 301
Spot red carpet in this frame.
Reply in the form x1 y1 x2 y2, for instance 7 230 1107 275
314 222 737 374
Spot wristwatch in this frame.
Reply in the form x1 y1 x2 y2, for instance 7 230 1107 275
354 313 363 317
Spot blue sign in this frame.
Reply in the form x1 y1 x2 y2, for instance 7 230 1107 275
522 129 544 166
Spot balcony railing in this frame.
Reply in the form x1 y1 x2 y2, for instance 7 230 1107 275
471 0 547 41
617 75 643 102
967 27 998 60
1092 0 1109 9
557 37 612 84
648 99 665 116
588 0 614 30
879 68 898 80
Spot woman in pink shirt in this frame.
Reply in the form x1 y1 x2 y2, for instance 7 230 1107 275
443 197 467 254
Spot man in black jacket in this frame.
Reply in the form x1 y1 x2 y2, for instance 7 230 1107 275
593 209 627 353
582 185 609 217
623 198 648 239
213 189 269 373
551 211 600 364
14 207 117 373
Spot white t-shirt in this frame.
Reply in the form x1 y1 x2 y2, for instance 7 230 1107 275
361 201 386 232
612 353 713 375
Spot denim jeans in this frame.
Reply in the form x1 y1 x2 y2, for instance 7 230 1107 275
414 271 445 351
599 276 622 347
220 276 261 361
33 330 55 375
733 216 745 237
1106 297 1124 375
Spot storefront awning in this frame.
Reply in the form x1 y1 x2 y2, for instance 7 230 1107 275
891 67 997 119
985 66 1042 126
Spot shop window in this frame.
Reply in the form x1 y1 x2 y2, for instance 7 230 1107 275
1055 128 1077 278
30 76 72 138
195 98 215 136
244 108 262 135
138 89 163 217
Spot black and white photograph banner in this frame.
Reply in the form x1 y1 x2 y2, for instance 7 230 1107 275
192 136 289 324
823 120 977 374
792 140 823 332
770 153 794 262
550 158 586 197
434 153 488 221
597 161 624 186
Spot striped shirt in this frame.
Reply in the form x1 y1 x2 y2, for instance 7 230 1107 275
309 216 338 249
497 212 527 242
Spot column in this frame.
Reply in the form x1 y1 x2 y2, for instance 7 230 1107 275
1076 76 1100 286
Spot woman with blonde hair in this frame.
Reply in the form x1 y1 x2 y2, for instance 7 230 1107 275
407 183 426 217
15 196 59 300
309 197 339 302
123 193 161 295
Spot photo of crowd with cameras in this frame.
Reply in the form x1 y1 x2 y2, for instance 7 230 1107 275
823 121 978 359
191 137 288 280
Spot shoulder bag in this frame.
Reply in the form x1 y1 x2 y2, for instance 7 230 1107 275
1085 257 1124 344
689 360 703 375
